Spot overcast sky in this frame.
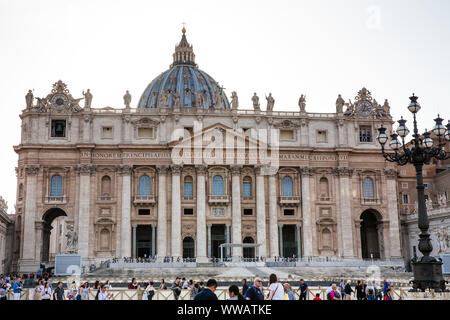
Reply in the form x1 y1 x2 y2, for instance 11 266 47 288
0 0 449 212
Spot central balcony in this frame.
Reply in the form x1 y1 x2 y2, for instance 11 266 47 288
134 195 156 206
208 195 230 205
278 196 301 207
44 196 68 205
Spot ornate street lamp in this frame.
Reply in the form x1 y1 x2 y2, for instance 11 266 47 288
377 94 450 292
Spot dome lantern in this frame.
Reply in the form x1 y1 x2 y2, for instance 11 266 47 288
171 27 196 67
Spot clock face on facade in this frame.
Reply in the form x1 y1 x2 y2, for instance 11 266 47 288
358 101 372 115
51 94 68 108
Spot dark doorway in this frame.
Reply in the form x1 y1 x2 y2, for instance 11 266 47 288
211 224 226 258
183 237 195 258
243 237 255 258
136 225 153 258
42 208 68 263
360 210 381 259
282 225 297 258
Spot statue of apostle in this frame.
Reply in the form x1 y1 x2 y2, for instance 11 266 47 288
336 94 345 113
230 91 239 110
252 92 260 111
82 89 93 108
123 90 132 108
298 94 306 112
266 93 275 111
25 90 34 109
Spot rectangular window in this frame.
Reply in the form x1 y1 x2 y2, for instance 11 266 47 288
138 209 150 216
422 170 427 176
51 120 66 138
102 126 113 139
284 209 295 216
138 127 154 138
423 183 429 189
183 208 194 215
243 182 251 197
359 126 372 142
400 170 406 175
316 130 327 143
243 209 253 216
401 183 408 189
184 182 193 197
403 194 409 204
280 129 294 140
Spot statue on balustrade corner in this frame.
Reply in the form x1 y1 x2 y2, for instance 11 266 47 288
252 92 260 111
82 89 93 109
335 94 345 113
214 86 223 109
298 94 306 112
266 93 275 112
438 193 448 208
25 89 34 109
65 224 78 254
230 91 239 110
436 227 449 254
426 198 433 211
123 90 132 108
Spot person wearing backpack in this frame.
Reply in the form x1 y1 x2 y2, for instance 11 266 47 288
326 284 341 300
267 274 284 300
245 277 264 300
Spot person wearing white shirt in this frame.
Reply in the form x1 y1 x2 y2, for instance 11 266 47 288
42 282 52 300
97 285 112 300
267 274 285 300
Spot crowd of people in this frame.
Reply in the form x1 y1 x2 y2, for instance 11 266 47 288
0 273 393 301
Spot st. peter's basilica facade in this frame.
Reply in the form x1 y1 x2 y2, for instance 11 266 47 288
13 28 402 272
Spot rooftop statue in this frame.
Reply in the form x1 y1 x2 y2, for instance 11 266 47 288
82 89 93 108
298 94 306 112
25 90 33 109
383 99 391 115
123 90 132 108
214 87 223 109
230 91 239 110
252 92 260 111
266 93 275 111
336 94 345 113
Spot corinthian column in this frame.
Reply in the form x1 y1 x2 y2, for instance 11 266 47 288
384 168 402 259
196 165 208 262
20 165 39 271
255 166 267 258
118 165 132 258
300 167 313 257
77 164 95 263
171 165 182 258
156 166 168 260
268 171 279 258
335 167 355 258
231 165 242 260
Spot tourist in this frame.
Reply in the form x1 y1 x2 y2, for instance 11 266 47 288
67 281 77 300
93 280 101 290
375 282 383 300
80 282 90 300
339 279 346 300
241 279 249 296
228 284 245 300
245 277 264 300
105 280 112 289
198 281 205 292
128 277 138 289
383 288 393 300
98 284 112 300
366 283 375 300
160 279 167 290
33 280 44 300
42 282 51 300
189 280 198 300
327 284 341 300
344 280 353 300
313 293 322 300
355 280 365 300
143 281 155 300
171 277 182 300
182 278 189 289
267 273 284 300
382 279 390 298
194 279 218 300
53 281 65 300
298 278 308 300
283 283 295 300
0 283 7 300
13 277 23 300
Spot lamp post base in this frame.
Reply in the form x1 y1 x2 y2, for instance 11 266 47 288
410 260 448 292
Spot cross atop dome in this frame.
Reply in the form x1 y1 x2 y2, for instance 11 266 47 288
172 25 196 67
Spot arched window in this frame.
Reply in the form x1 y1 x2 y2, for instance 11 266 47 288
50 175 63 197
282 176 293 197
138 175 151 196
319 177 329 198
101 176 111 197
363 177 375 199
100 228 111 250
212 175 224 195
184 176 193 197
322 228 332 248
243 176 252 197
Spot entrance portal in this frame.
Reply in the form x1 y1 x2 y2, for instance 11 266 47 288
360 210 382 259
282 225 297 258
183 237 195 258
243 237 255 258
211 225 226 258
42 208 68 263
136 225 153 258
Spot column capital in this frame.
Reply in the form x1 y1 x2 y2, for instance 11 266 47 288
230 165 242 176
156 165 169 175
255 165 278 176
25 165 40 176
332 167 354 177
170 164 182 175
278 224 284 229
76 164 96 176
195 165 208 175
299 166 314 176
117 164 132 176
383 168 398 179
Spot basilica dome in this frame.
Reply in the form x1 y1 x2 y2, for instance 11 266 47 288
138 28 230 109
